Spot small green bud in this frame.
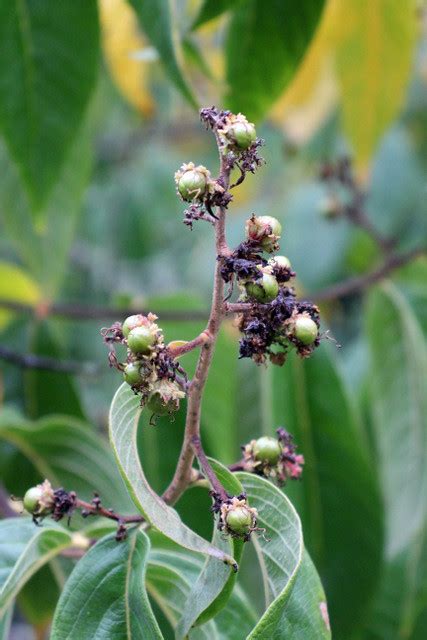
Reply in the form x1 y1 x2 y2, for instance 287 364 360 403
23 486 44 514
245 215 282 253
269 255 291 270
127 326 156 355
225 506 253 536
123 362 143 386
175 163 210 202
245 273 279 303
228 121 256 149
122 314 145 338
253 436 282 465
294 315 318 345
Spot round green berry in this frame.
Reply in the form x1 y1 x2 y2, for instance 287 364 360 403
178 169 208 201
226 507 253 535
23 486 43 514
122 314 145 338
123 362 143 386
294 316 318 345
229 121 256 149
127 326 155 355
269 255 291 270
253 436 282 465
258 215 281 238
245 273 279 303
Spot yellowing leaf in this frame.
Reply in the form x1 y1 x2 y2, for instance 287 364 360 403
335 0 417 177
0 262 41 330
100 0 155 116
270 0 340 140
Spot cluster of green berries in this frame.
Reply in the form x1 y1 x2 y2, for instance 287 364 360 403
243 429 304 486
102 313 186 418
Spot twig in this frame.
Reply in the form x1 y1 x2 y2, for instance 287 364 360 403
0 345 100 376
75 498 144 525
168 331 211 358
0 299 208 323
162 133 232 506
191 436 229 501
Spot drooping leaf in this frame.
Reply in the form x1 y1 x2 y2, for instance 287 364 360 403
0 518 73 618
100 0 155 116
0 407 134 511
0 0 99 210
235 473 330 639
50 529 163 640
363 283 427 637
0 262 41 331
335 0 417 175
226 0 326 121
272 344 383 639
0 124 93 298
109 383 236 567
127 0 197 107
147 532 257 639
176 460 245 637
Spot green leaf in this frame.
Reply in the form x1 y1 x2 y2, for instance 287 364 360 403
191 0 244 30
176 460 245 637
0 0 99 210
226 0 325 121
335 0 417 173
0 261 41 331
272 344 384 639
0 125 93 297
363 283 427 637
147 533 257 639
50 529 163 640
127 0 197 108
0 518 73 617
0 407 133 511
236 473 330 639
109 383 236 567
0 605 13 640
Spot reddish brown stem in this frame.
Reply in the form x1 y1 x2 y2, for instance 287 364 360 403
75 499 144 525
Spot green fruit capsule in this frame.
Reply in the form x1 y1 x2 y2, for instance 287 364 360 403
245 273 279 303
294 316 318 345
269 255 291 270
147 393 173 416
253 436 282 465
122 314 145 338
258 215 282 238
178 169 208 201
123 362 143 386
226 507 253 536
229 121 256 149
23 486 43 514
127 326 155 355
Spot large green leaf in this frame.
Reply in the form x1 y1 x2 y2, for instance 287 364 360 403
109 383 236 567
0 407 133 511
0 124 92 298
236 473 330 639
226 0 325 120
0 518 73 618
363 283 427 638
128 0 197 108
176 460 245 637
272 344 384 638
147 532 257 639
51 529 163 639
0 0 99 210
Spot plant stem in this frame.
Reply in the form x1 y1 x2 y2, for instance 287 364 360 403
75 498 144 525
191 436 229 501
162 142 232 506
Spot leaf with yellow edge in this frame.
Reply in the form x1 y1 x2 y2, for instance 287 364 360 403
0 262 41 331
335 0 417 177
100 0 155 116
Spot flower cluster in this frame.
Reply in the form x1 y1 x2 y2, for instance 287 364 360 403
101 313 186 418
223 215 320 365
242 428 304 486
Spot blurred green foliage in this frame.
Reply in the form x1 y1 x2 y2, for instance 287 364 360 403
0 0 426 638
